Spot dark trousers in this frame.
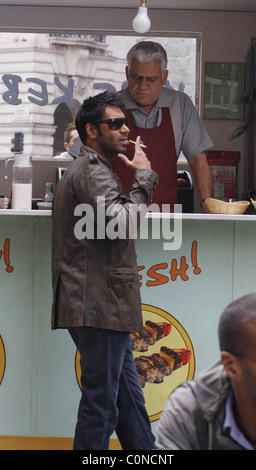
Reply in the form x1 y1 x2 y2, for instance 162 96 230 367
68 326 155 450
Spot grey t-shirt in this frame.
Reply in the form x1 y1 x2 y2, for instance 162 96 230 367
121 87 214 161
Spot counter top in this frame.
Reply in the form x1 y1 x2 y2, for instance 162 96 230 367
146 212 256 221
0 209 255 221
0 209 51 216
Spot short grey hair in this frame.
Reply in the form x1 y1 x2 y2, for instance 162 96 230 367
126 41 168 76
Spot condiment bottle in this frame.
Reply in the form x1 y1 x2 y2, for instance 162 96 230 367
44 182 53 203
9 154 33 210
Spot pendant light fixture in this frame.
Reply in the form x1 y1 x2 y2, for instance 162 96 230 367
132 0 151 34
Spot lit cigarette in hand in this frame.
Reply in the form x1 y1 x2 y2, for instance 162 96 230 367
128 139 147 148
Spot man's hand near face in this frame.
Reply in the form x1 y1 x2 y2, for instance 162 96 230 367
117 136 151 171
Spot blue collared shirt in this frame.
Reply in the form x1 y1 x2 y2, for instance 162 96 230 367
223 390 254 450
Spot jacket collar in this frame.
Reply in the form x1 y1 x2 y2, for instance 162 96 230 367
196 361 231 421
80 145 112 169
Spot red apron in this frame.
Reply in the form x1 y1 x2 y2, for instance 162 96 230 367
112 108 178 210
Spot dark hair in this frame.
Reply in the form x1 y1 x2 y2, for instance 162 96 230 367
75 91 126 144
64 122 76 144
218 293 256 353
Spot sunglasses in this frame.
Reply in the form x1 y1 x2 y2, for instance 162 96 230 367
96 117 129 130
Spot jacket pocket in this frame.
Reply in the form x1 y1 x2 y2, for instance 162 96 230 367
105 267 139 307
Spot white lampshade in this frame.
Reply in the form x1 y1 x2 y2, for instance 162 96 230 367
132 4 151 34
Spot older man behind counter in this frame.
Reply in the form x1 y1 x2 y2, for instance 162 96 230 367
112 40 214 212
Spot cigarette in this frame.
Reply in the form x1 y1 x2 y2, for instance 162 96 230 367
128 139 147 148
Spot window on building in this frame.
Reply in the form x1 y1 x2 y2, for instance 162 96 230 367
0 32 200 158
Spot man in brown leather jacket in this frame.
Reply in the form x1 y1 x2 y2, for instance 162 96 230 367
51 91 158 450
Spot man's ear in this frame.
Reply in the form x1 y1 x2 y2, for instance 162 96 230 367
85 123 98 140
163 69 168 84
221 351 243 381
125 65 129 81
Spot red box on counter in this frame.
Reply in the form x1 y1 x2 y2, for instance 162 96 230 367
207 150 240 201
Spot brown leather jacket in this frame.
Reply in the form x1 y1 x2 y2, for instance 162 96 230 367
51 146 158 332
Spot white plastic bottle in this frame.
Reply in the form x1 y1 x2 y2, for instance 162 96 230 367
11 155 33 210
